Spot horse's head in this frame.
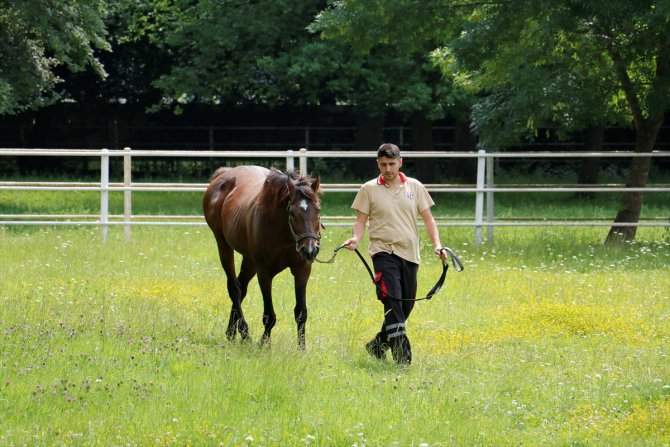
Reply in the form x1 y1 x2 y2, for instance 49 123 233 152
286 174 321 263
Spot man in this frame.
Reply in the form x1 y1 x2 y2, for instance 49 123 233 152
342 143 447 364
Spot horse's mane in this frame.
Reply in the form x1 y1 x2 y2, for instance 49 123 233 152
259 168 319 205
210 166 228 181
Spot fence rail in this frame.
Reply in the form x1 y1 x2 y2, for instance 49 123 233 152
1 148 669 244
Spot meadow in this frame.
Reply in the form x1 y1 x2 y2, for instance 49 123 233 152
0 187 669 446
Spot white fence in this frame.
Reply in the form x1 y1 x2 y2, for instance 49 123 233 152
1 148 669 245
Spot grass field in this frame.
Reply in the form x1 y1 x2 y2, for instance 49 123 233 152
1 164 669 219
1 218 668 446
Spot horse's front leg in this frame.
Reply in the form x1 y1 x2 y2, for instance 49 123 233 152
292 265 311 350
232 256 256 341
257 271 276 346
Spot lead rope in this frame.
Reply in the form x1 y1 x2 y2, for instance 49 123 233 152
313 243 346 264
316 244 464 301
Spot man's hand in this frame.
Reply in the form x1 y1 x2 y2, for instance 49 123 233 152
342 236 359 251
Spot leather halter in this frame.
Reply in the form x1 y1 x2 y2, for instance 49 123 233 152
287 201 321 252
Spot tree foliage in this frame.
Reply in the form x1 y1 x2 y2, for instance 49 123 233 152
310 0 467 120
316 0 670 240
442 0 670 150
125 0 456 128
126 0 332 110
316 0 670 148
0 0 110 114
442 0 670 241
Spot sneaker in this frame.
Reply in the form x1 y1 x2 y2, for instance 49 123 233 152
390 336 412 365
392 349 411 365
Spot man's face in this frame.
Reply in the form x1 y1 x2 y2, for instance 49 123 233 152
377 156 403 183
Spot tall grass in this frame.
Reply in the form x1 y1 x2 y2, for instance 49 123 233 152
1 223 668 446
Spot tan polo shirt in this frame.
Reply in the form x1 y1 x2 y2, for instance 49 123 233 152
352 173 434 264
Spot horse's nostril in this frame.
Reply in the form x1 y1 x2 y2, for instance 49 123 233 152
300 244 319 262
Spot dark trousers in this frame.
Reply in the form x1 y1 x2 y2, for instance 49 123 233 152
370 252 418 363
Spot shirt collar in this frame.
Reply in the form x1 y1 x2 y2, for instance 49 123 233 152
377 172 407 185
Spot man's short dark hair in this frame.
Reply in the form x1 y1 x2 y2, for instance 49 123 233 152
377 143 401 159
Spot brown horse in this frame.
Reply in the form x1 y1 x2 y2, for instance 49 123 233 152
203 166 321 348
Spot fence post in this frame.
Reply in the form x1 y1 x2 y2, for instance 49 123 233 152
474 149 486 246
299 148 308 174
286 149 295 171
123 147 132 240
100 149 109 242
486 153 495 244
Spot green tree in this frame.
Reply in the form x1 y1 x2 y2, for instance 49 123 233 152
434 1 626 187
317 0 670 241
311 0 475 181
132 0 460 180
60 1 171 107
0 0 110 114
443 0 670 242
128 0 332 110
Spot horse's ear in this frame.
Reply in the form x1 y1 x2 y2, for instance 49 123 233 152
286 175 295 197
312 175 321 193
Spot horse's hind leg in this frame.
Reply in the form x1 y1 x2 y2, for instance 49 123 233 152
215 236 248 341
237 256 257 303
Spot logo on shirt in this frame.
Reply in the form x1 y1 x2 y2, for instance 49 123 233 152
407 191 415 200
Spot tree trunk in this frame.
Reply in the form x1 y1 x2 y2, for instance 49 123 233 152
605 118 662 244
410 111 436 183
576 125 604 200
352 110 385 179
